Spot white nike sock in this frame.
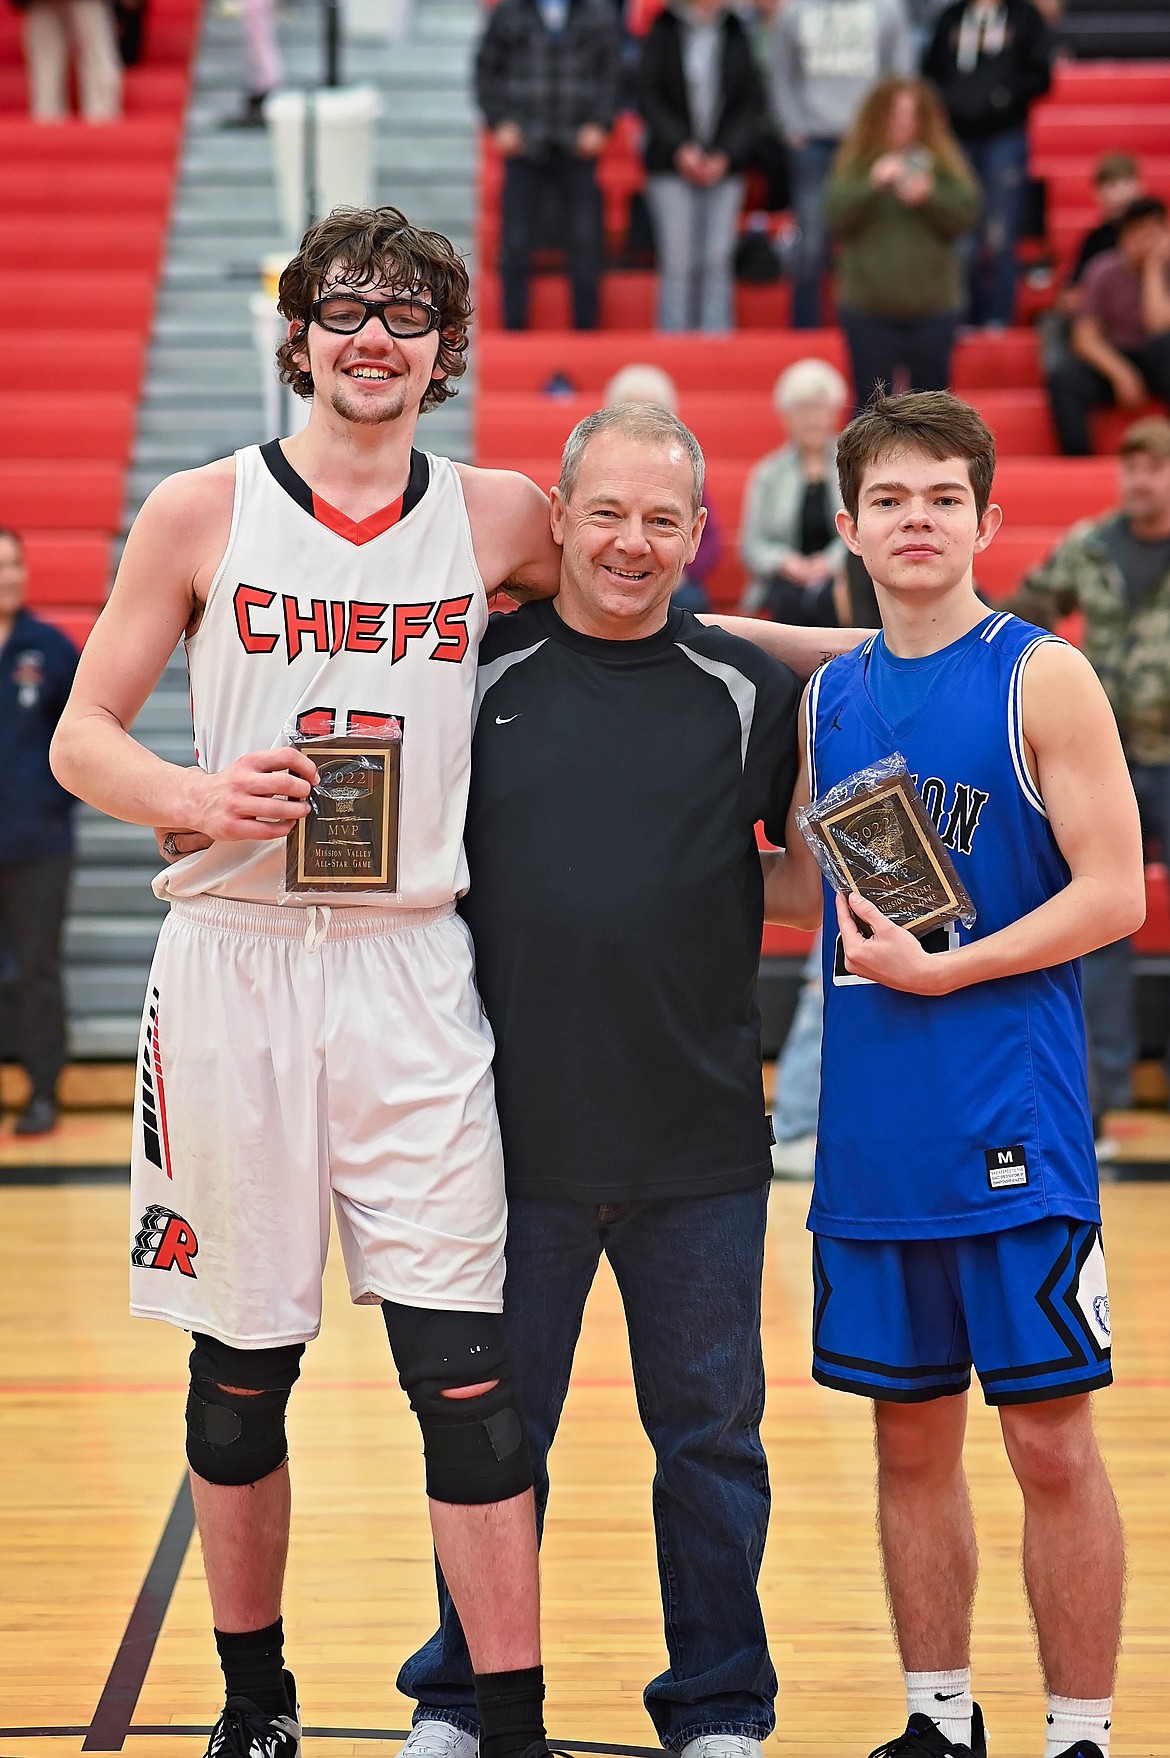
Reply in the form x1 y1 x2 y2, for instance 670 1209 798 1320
1044 1694 1112 1758
904 1668 973 1748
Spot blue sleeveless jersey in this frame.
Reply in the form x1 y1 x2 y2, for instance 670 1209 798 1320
807 611 1100 1241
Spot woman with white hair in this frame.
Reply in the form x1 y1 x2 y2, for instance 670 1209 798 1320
605 362 726 612
738 356 849 624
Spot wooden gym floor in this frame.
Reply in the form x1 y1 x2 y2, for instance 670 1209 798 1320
0 1096 1166 1757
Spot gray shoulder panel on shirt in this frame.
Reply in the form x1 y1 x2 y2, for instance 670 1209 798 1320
473 640 548 731
675 642 757 770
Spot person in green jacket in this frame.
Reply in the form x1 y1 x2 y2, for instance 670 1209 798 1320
825 76 980 409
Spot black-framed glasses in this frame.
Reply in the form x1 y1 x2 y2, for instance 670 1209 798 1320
310 294 441 338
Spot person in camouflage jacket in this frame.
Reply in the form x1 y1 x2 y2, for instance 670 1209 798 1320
1015 416 1170 1121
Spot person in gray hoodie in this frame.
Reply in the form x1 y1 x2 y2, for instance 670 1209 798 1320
770 0 914 328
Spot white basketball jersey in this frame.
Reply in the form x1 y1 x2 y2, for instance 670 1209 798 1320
155 442 488 909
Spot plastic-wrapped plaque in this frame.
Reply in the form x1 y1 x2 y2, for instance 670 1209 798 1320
797 752 976 937
282 731 401 897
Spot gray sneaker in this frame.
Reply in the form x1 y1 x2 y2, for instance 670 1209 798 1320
398 1724 480 1758
678 1738 764 1758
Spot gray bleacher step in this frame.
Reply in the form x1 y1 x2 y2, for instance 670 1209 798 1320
75 817 161 860
72 869 170 916
65 916 165 963
70 1016 142 1059
67 969 157 1017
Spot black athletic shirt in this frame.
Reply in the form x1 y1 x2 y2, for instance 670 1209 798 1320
461 597 801 1204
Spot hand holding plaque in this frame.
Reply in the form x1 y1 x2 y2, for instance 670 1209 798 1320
282 725 401 897
797 753 975 936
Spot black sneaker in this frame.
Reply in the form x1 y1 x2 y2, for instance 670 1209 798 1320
868 1703 987 1758
205 1670 301 1758
1052 1746 1105 1758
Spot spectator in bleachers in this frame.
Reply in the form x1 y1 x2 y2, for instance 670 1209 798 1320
1037 152 1146 384
219 0 284 130
0 530 79 1136
1048 196 1170 457
769 0 915 330
921 0 1053 330
636 0 769 332
739 356 848 625
825 77 980 405
1012 418 1170 1134
12 0 123 119
605 363 726 606
474 0 624 331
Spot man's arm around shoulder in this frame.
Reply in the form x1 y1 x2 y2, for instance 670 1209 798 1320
700 613 872 681
455 463 560 603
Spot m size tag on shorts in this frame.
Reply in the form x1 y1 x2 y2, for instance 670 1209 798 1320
985 1145 1028 1189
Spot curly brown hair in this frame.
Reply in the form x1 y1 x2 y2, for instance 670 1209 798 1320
276 205 473 411
835 76 976 192
836 390 996 519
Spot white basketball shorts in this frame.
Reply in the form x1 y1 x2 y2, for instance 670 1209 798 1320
129 896 507 1348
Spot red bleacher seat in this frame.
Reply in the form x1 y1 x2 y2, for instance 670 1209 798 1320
0 165 173 217
476 386 1066 460
0 0 195 645
475 328 851 394
1048 62 1170 108
0 273 156 330
0 463 124 530
6 333 147 395
0 394 135 461
1030 107 1170 160
0 218 166 273
0 116 180 162
476 329 1039 396
39 608 101 648
20 533 112 607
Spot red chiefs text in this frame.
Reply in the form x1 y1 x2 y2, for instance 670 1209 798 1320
233 584 473 666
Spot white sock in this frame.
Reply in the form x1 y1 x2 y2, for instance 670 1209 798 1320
1044 1694 1112 1758
905 1668 973 1748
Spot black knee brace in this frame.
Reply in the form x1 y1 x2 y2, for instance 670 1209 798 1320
382 1303 533 1506
186 1333 305 1487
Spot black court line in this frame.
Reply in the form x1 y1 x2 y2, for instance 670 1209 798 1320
3 1733 660 1757
83 1475 195 1752
0 1165 129 1186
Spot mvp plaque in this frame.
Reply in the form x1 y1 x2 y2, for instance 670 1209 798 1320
798 759 975 937
285 737 400 894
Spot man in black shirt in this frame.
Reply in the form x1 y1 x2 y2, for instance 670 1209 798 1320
399 405 801 1758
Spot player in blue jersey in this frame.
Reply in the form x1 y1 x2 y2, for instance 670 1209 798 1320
763 391 1145 1758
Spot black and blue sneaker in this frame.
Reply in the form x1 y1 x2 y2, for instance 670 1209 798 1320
1051 1746 1105 1758
204 1670 301 1758
867 1703 987 1758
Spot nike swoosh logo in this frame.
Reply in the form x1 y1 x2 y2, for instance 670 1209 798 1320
934 1693 963 1702
495 713 521 725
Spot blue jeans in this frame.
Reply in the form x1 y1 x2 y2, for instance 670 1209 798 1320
772 946 822 1141
839 306 958 407
787 137 837 329
1082 761 1169 1114
960 126 1028 328
397 1187 777 1749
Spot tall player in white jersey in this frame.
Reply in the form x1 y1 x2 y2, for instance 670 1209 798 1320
50 207 571 1758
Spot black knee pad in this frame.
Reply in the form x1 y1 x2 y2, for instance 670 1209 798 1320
382 1303 533 1506
186 1333 305 1488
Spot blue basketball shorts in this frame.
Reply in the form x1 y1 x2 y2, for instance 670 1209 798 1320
811 1216 1113 1404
